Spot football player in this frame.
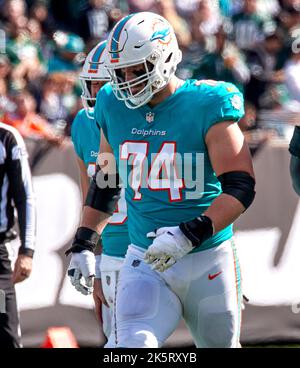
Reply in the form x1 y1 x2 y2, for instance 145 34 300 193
68 40 130 343
289 126 300 195
68 12 256 348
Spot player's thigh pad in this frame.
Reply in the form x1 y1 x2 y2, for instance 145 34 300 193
114 245 182 348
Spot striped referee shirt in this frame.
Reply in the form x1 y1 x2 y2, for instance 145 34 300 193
0 122 35 257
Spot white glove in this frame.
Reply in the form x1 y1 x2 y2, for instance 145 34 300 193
67 250 96 295
144 226 194 272
95 255 102 279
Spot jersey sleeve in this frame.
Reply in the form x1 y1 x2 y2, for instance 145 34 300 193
203 82 245 137
71 112 84 160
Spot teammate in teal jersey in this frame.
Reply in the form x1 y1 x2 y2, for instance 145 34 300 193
69 12 256 348
68 41 130 342
289 126 300 195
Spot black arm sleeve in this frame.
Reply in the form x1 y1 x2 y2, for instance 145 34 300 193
85 167 121 215
217 171 256 210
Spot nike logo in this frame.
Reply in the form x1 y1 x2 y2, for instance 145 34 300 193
208 271 222 280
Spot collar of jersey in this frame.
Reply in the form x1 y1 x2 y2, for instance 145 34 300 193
140 79 188 115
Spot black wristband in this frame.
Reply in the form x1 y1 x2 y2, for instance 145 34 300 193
18 248 34 258
289 126 300 158
65 227 100 256
179 215 214 248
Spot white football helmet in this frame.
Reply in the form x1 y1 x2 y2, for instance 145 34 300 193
105 12 182 109
79 40 110 118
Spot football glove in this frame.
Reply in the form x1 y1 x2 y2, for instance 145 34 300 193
144 226 194 272
67 250 96 295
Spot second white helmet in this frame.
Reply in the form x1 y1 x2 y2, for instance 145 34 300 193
80 40 110 117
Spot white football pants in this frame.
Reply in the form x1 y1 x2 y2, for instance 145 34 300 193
105 239 242 348
100 255 124 343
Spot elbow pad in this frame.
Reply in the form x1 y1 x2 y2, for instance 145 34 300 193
218 171 256 210
85 167 122 215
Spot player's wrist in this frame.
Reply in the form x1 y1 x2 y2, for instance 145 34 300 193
289 126 300 158
18 247 34 258
179 215 214 248
65 227 100 256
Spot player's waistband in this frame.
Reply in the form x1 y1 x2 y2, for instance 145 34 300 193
128 239 234 259
128 244 146 257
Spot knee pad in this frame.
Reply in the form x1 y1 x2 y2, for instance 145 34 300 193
199 310 237 348
189 291 240 348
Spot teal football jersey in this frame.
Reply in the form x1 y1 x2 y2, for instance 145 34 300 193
95 80 245 252
71 108 130 258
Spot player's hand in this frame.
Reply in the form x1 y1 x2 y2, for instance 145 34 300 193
12 255 33 284
144 226 193 272
67 250 96 295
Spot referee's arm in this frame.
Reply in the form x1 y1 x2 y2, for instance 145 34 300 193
289 126 300 196
6 131 36 257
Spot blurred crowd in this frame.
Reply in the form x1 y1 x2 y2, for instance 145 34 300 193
0 0 300 149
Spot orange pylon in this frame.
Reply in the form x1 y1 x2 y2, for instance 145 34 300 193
41 327 79 348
